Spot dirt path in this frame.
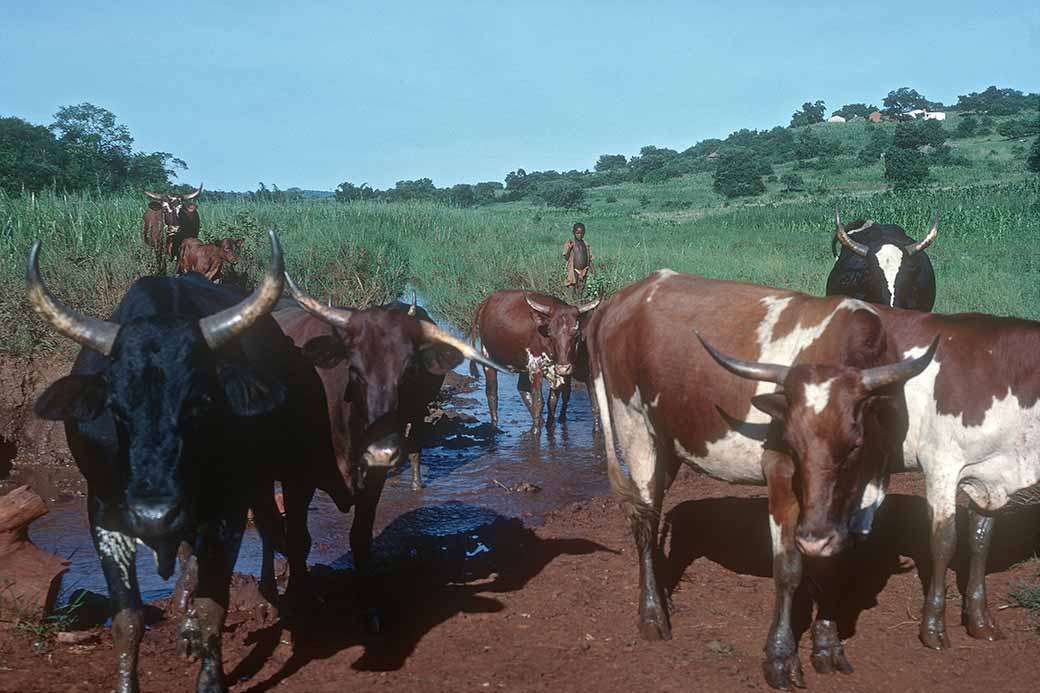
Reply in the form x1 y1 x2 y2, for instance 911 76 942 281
2 470 1038 692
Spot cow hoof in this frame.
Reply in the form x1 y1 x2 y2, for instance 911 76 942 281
919 624 951 650
964 616 1004 642
811 645 853 675
195 664 227 693
177 621 203 661
411 480 425 492
763 655 806 690
638 617 671 641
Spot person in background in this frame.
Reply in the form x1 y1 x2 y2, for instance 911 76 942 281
563 222 593 300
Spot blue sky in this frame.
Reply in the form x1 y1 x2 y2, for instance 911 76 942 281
2 1 1037 191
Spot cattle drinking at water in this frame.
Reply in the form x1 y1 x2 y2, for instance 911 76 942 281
583 269 936 689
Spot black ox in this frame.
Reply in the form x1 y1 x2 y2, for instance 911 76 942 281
31 233 291 693
826 211 938 311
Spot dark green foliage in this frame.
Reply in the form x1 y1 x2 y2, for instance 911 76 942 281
794 127 842 160
884 147 929 187
790 100 826 128
334 180 375 201
594 154 627 171
996 118 1040 140
538 180 586 209
1028 137 1040 174
883 87 943 118
0 117 64 194
449 183 476 207
780 172 805 191
832 103 878 120
859 125 893 163
713 150 766 198
955 86 1040 115
953 116 978 139
894 120 947 150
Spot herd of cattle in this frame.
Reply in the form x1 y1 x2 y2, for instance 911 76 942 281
23 203 1040 692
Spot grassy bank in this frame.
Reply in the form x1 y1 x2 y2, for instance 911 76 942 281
2 177 1038 353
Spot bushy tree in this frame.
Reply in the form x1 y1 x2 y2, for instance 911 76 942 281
790 100 826 128
449 183 476 207
954 86 1040 115
1028 137 1040 174
882 87 943 118
713 149 765 198
0 116 64 193
996 118 1040 140
884 147 928 187
334 180 374 201
473 181 502 204
780 172 805 191
894 120 947 150
594 154 627 172
538 180 585 208
859 125 892 163
953 116 978 139
832 103 878 120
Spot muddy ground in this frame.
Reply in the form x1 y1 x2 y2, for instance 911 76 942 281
1 354 1039 692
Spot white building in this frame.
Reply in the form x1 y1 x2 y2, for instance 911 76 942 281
827 115 846 123
924 111 947 121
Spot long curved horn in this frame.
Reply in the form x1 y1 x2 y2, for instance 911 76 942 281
523 289 552 316
695 330 789 385
905 213 939 256
419 321 508 373
861 335 939 392
143 190 164 201
285 271 354 328
576 297 601 314
181 183 203 201
197 230 284 349
835 209 869 257
408 290 418 317
26 242 121 356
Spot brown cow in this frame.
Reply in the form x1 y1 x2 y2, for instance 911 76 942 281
142 185 202 272
177 237 243 283
272 278 504 623
585 269 936 689
468 289 599 432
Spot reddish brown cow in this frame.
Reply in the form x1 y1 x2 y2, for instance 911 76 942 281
272 279 504 622
469 289 599 432
176 237 243 283
142 186 202 272
171 202 202 262
585 269 936 689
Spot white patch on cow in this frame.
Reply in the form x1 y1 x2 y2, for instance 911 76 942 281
646 269 677 303
803 378 834 414
875 244 903 306
649 393 661 408
96 526 136 589
768 514 784 558
901 344 1040 518
526 349 562 389
655 268 678 279
683 296 875 486
603 386 658 505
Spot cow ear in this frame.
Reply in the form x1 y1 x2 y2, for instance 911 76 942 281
419 343 464 375
751 392 788 423
302 336 350 369
217 363 287 416
34 374 107 421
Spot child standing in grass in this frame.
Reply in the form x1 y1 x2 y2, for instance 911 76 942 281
563 222 592 300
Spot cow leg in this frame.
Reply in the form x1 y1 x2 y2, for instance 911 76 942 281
351 469 388 633
91 519 143 693
962 508 1002 641
920 482 957 650
557 377 572 423
171 541 199 617
807 558 854 676
405 419 425 490
762 451 805 690
281 479 316 608
250 487 286 605
547 385 559 431
484 366 499 428
526 370 545 433
184 510 248 693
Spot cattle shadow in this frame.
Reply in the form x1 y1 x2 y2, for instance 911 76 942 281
231 503 608 691
663 493 1040 642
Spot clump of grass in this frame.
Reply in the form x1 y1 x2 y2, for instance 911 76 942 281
6 590 85 654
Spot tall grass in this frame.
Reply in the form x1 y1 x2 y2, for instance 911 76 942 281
2 178 1038 354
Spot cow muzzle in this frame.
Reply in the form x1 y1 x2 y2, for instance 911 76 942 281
362 433 404 469
126 496 185 539
795 528 844 558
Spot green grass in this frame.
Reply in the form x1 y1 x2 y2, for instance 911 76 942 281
1 117 1038 354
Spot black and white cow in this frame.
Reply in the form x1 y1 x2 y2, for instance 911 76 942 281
30 233 289 693
826 211 938 311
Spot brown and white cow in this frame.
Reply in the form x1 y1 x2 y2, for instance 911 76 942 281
585 269 936 689
142 185 202 271
469 289 599 432
177 237 243 283
830 307 1040 653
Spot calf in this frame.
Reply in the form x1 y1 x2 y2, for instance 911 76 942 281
469 289 599 432
177 237 244 283
826 211 938 310
31 233 287 693
586 269 936 689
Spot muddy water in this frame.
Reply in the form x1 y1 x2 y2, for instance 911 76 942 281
30 291 609 603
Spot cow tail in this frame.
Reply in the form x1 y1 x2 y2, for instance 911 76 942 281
468 299 485 379
587 322 654 526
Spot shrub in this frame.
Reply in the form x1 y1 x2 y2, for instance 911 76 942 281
780 172 805 191
884 147 929 188
537 180 586 209
713 150 766 198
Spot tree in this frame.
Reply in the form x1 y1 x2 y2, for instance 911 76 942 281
884 147 928 188
0 116 63 193
832 103 878 120
1027 137 1040 174
953 116 978 139
335 180 374 201
882 87 943 118
780 172 805 192
996 118 1040 140
859 125 892 163
538 180 585 209
795 128 824 160
594 154 627 172
954 86 1040 115
127 152 187 191
50 103 136 191
713 149 765 198
448 183 475 208
473 181 502 204
790 100 826 128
